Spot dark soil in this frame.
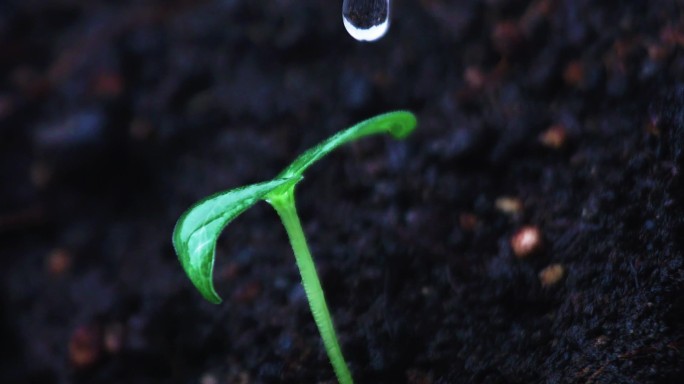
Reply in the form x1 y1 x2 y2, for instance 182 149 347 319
1 1 683 383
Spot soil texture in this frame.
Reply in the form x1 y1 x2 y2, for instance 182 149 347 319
1 1 683 383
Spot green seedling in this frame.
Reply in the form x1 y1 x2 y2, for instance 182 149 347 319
172 111 417 384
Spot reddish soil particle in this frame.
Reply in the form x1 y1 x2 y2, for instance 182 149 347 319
510 226 544 258
68 325 101 369
46 248 72 277
539 124 568 149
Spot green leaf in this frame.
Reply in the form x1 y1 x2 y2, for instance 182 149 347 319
276 111 417 179
173 177 300 303
173 111 417 305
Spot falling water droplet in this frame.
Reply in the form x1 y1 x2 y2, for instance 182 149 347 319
342 0 390 42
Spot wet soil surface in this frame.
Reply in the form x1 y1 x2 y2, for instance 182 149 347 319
1 1 683 383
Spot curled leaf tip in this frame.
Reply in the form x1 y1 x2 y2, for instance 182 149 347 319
277 110 418 179
383 110 417 139
173 178 299 304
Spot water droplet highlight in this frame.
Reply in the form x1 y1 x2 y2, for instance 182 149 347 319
342 0 390 42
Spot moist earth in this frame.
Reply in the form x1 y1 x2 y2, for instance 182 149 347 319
1 1 683 383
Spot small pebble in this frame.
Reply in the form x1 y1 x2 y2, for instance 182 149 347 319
495 197 523 216
464 66 486 89
46 248 71 277
539 124 567 149
538 263 565 286
69 325 101 368
510 226 543 258
104 323 125 354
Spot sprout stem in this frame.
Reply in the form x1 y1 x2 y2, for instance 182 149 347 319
269 188 353 384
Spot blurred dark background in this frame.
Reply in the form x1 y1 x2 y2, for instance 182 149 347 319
1 0 683 383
